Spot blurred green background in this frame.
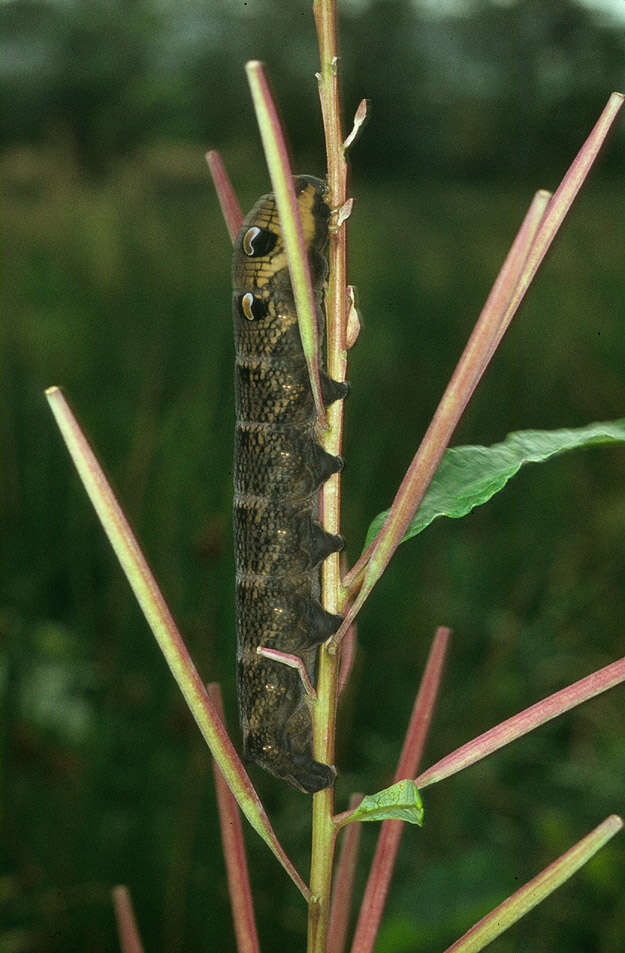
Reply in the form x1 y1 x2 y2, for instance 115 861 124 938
3 0 625 951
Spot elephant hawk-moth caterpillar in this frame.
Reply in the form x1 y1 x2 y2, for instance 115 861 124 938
232 175 347 794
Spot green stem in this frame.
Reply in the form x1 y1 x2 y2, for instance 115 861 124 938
309 0 349 950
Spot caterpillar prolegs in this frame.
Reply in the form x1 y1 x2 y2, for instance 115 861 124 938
232 176 347 794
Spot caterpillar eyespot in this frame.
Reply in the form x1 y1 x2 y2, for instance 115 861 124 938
242 225 278 258
232 175 348 794
239 291 267 322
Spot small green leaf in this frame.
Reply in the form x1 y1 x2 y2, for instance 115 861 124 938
344 780 424 826
364 419 625 549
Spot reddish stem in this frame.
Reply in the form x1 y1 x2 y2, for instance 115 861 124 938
327 794 364 953
350 627 450 953
205 150 243 242
208 684 261 953
112 885 145 953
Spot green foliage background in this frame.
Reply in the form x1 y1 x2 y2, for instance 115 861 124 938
2 1 625 951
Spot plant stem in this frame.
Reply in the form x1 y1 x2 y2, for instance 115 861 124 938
309 1 349 951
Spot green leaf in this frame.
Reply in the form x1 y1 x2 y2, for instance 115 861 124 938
344 780 424 826
364 419 625 549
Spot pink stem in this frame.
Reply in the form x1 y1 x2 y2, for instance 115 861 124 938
112 885 145 953
349 627 450 953
327 794 364 953
205 150 243 242
208 684 261 953
417 654 625 789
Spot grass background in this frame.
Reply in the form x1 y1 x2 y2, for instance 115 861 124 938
3 1 625 950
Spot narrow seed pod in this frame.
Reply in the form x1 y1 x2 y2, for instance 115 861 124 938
232 176 348 794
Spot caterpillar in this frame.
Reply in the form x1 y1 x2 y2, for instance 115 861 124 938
232 175 347 794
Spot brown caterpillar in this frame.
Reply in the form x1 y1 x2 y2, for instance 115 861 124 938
232 176 347 794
